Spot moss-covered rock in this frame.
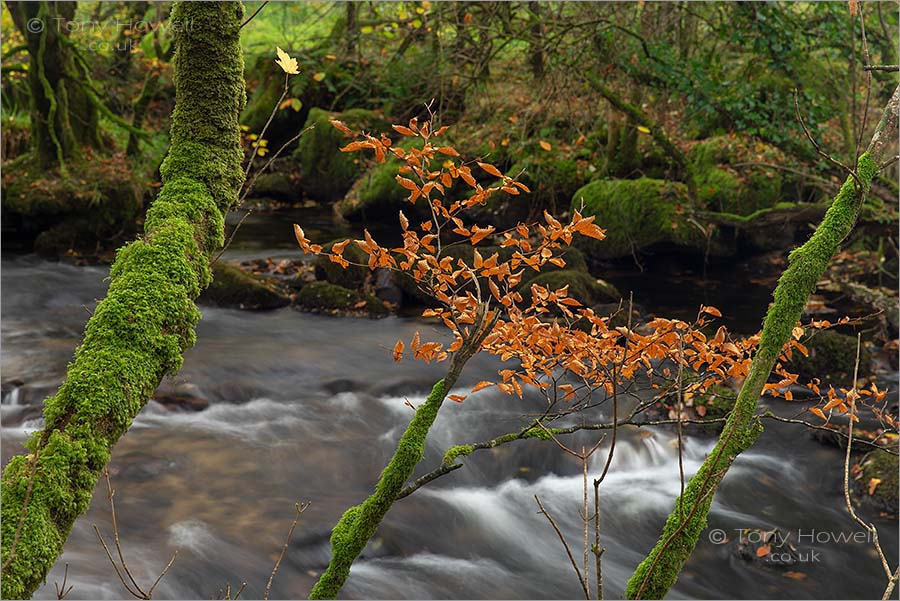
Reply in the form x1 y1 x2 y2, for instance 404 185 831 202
199 263 290 310
2 153 145 257
250 172 296 200
571 178 706 259
335 137 427 223
787 330 871 386
315 238 371 290
293 108 387 202
689 136 785 215
296 281 388 316
855 451 898 518
521 270 620 307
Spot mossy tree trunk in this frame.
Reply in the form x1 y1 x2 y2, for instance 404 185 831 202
625 84 899 600
309 309 496 599
5 1 102 169
0 3 246 598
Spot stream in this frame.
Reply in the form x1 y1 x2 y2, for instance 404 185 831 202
2 206 896 600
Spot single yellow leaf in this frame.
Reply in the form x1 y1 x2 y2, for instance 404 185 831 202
275 46 299 75
636 125 651 134
539 140 552 151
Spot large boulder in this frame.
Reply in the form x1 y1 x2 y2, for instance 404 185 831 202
571 178 706 260
292 108 387 202
2 153 144 258
854 451 898 518
335 137 429 223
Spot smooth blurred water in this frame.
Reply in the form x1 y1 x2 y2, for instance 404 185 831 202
1 211 896 600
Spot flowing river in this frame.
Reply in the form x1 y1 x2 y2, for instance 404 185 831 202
2 208 896 599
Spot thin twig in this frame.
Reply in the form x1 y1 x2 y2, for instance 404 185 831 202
54 563 74 600
793 89 861 191
93 469 178 599
264 502 310 601
240 1 269 29
864 64 900 72
535 495 589 600
842 334 897 594
212 124 316 267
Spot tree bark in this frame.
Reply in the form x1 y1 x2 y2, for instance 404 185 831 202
0 3 246 598
626 84 899 600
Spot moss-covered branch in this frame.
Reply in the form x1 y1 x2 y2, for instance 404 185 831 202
309 379 447 599
625 84 899 600
0 3 246 598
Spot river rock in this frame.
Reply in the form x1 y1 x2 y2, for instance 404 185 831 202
200 262 291 310
152 381 210 412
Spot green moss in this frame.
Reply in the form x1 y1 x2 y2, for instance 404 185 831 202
572 178 703 259
521 270 620 307
689 136 785 215
0 4 246 598
200 263 289 310
787 329 871 385
442 444 475 465
310 379 447 599
297 281 361 311
296 281 387 316
293 107 385 202
250 172 296 200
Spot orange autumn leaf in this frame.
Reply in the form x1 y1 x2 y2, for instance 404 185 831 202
471 381 494 393
477 162 502 177
756 544 771 558
448 394 467 403
392 339 404 362
539 140 552 151
701 305 723 318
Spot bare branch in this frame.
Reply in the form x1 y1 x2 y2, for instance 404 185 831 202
535 495 589 600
